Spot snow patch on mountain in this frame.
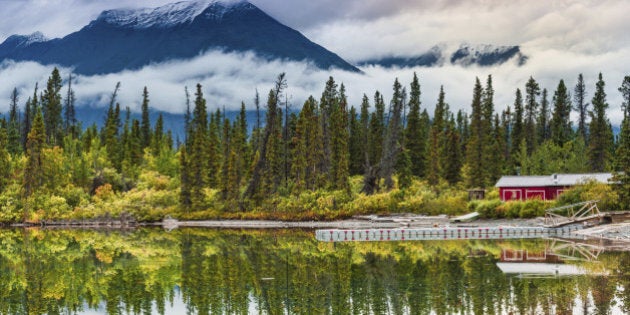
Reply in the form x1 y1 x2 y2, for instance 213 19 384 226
4 31 48 47
450 43 526 66
96 0 248 29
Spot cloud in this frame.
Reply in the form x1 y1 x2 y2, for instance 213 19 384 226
1 46 627 126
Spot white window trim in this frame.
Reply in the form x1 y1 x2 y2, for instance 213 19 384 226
525 189 546 200
502 189 522 201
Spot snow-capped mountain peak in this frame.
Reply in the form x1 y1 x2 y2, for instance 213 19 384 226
4 31 48 47
95 0 250 29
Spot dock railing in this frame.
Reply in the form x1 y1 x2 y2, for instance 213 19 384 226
544 200 601 227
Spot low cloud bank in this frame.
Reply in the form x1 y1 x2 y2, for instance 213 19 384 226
1 46 627 125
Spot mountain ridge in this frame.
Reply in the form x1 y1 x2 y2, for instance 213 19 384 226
359 44 527 68
0 0 359 75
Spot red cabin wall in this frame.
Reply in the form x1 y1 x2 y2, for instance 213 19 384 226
499 186 569 201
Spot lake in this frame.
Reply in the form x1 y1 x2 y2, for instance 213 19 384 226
0 227 628 314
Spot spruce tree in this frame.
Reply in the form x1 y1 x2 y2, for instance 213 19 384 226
292 96 321 191
188 84 210 209
41 67 63 146
574 73 589 141
0 124 10 192
615 76 630 209
24 108 46 198
207 109 221 187
426 86 448 186
465 78 484 188
244 73 286 201
510 89 524 170
369 91 385 166
330 83 350 191
140 87 151 149
587 73 614 172
550 80 572 145
152 113 164 155
319 77 337 176
444 116 462 185
348 106 363 175
64 73 77 138
524 76 540 154
490 113 506 183
7 88 21 155
405 72 427 177
537 88 550 144
481 75 496 185
379 78 404 190
500 108 512 172
220 118 231 200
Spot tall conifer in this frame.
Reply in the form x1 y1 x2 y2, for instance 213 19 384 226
587 73 613 172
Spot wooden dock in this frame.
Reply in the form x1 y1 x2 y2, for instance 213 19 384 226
315 225 584 242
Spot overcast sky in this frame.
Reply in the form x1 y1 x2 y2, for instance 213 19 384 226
1 0 629 124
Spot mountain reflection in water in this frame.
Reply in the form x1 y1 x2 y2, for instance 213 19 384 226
0 228 628 314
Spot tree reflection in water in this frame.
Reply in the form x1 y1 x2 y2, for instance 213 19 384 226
0 228 627 314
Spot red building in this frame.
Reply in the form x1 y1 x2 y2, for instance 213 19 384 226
495 173 613 201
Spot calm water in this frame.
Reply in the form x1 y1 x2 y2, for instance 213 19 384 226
0 228 629 315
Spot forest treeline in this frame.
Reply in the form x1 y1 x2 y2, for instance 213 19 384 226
1 69 629 222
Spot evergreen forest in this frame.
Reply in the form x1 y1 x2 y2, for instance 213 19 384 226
1 69 629 223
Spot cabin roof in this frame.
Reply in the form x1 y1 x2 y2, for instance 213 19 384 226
495 173 613 188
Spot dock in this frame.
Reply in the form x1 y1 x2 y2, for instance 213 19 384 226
315 225 584 242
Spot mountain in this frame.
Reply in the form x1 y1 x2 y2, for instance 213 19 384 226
359 44 527 69
450 44 527 66
358 46 442 68
0 0 359 75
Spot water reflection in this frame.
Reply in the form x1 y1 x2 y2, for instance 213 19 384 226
0 228 628 314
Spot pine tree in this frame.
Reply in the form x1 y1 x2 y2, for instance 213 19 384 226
348 106 363 175
550 80 572 145
7 88 21 155
207 109 221 187
524 76 540 155
330 83 350 191
234 102 250 184
405 72 427 177
64 73 77 138
426 86 448 186
511 89 524 170
179 144 192 208
537 88 550 144
140 87 151 149
587 73 614 172
465 78 484 188
615 76 630 209
220 118 231 200
292 96 321 191
443 116 462 185
489 113 506 183
152 113 164 155
379 78 404 190
244 73 286 201
41 67 63 146
481 75 496 186
574 73 589 141
500 108 512 172
319 77 337 177
0 123 10 192
369 91 385 167
24 108 46 198
103 103 122 171
188 84 210 209
130 119 143 167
